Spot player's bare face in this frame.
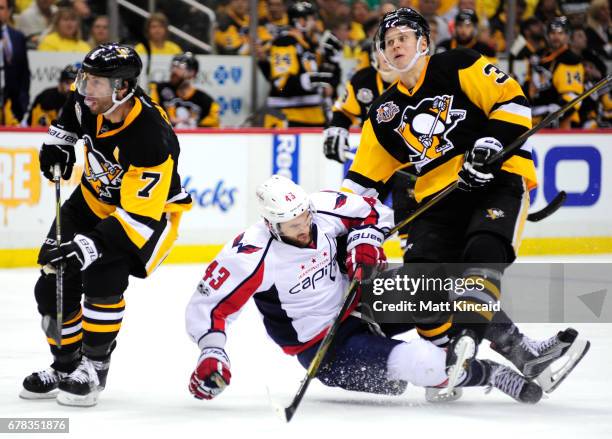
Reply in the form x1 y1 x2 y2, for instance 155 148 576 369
279 211 313 247
548 30 568 50
76 72 114 114
383 27 418 70
170 65 191 86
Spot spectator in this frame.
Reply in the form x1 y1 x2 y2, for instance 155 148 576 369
14 0 55 48
489 0 526 52
149 52 220 128
447 0 490 34
25 63 78 127
584 0 610 60
436 9 497 64
417 0 450 43
258 0 289 46
379 1 397 16
1 0 30 125
134 12 182 56
349 1 368 46
508 17 547 82
37 7 91 52
87 15 110 47
427 16 439 51
529 16 584 128
534 0 561 24
214 0 250 55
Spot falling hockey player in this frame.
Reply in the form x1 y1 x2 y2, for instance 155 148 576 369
185 175 587 404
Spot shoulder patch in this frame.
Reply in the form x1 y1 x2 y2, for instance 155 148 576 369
376 101 400 123
334 192 348 209
357 87 374 104
232 232 262 254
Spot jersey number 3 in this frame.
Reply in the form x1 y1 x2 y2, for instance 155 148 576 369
484 64 509 84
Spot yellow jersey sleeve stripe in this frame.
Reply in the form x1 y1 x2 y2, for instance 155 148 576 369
489 109 532 129
110 208 153 249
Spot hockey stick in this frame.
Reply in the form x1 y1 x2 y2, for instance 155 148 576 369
344 158 565 223
389 74 612 237
53 164 64 348
275 267 363 422
527 190 566 222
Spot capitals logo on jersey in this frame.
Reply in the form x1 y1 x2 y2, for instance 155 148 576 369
83 135 123 200
395 95 466 165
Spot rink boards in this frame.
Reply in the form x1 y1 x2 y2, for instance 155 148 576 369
0 128 611 267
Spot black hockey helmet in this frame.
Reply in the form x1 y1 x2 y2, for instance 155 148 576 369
172 52 199 74
288 1 317 24
377 8 431 50
455 9 479 26
60 63 80 83
81 43 143 91
547 16 571 34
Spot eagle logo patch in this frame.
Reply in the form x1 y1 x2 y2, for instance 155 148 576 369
376 101 400 123
395 95 466 167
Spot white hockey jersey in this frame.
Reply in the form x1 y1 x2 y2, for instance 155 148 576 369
185 190 393 355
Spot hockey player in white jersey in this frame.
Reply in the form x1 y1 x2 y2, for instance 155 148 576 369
185 175 556 404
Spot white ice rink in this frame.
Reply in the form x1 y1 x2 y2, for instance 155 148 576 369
2 263 611 439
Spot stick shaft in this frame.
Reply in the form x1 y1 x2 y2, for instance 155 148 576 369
53 164 63 349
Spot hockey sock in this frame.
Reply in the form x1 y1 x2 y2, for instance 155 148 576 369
82 295 125 360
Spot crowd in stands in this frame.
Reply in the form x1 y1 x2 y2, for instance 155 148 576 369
0 0 609 128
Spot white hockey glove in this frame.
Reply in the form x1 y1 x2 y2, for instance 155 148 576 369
458 137 503 191
323 127 350 163
39 234 101 271
189 347 231 400
300 71 335 91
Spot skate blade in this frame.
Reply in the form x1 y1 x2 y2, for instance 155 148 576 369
19 388 58 400
57 389 99 407
425 387 463 403
445 336 476 394
536 339 590 393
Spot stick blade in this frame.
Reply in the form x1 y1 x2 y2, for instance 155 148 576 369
266 386 291 423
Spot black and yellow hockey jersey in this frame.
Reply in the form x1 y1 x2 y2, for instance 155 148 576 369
26 87 68 127
214 9 250 55
258 14 289 45
342 49 537 203
436 38 498 65
331 66 392 129
259 30 327 127
528 45 584 127
149 82 220 128
53 88 192 268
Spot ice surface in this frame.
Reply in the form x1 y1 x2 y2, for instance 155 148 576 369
2 262 611 438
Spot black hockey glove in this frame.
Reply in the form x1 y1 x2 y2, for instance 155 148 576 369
300 71 335 91
39 123 78 181
39 234 101 271
323 127 350 163
457 137 503 191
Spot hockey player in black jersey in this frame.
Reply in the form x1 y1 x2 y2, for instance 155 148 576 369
20 44 192 407
436 9 498 65
259 1 339 127
323 47 416 250
25 64 79 127
149 52 220 128
342 8 589 394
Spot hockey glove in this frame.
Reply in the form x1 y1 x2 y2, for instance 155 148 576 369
300 71 335 91
320 30 343 64
39 234 101 271
189 347 231 400
457 137 503 191
39 123 78 181
323 127 350 163
345 226 387 280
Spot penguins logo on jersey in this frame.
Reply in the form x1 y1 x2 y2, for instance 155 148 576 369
83 135 123 199
395 95 466 165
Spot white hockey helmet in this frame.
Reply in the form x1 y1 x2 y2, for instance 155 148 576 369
256 175 314 238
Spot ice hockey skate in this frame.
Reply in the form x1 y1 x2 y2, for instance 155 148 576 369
56 357 110 407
